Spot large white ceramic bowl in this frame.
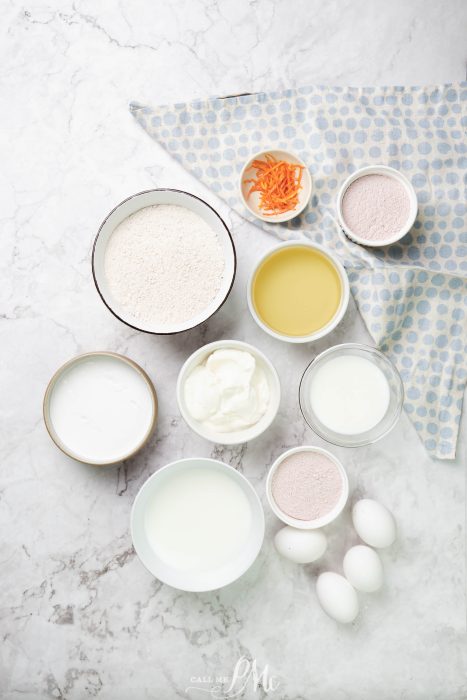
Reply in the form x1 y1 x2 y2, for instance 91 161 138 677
92 189 236 334
176 339 281 445
131 458 265 592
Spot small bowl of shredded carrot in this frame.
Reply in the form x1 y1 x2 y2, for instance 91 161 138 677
240 149 312 223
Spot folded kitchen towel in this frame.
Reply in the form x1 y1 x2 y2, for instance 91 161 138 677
130 82 467 459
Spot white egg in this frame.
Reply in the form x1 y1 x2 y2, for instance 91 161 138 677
316 572 359 624
274 526 327 564
343 545 383 592
352 498 396 548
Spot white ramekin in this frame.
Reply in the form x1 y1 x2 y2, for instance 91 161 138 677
336 164 418 247
239 149 312 223
266 446 349 530
176 339 281 445
247 241 350 344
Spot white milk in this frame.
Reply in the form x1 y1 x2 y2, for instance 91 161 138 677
309 355 390 435
49 355 154 462
144 467 252 572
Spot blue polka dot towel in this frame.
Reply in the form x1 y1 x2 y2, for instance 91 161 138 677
130 82 467 459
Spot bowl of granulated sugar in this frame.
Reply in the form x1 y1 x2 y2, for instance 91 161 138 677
336 165 418 247
266 446 348 529
92 189 236 334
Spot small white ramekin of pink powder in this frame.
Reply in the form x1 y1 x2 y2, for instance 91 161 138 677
338 167 417 246
269 448 348 526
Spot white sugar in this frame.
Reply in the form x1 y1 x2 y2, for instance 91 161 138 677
104 204 225 327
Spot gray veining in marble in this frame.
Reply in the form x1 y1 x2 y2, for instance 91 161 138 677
1 0 466 698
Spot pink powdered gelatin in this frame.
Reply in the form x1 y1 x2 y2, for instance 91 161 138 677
342 173 410 243
271 450 343 522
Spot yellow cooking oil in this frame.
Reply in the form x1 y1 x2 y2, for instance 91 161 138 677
252 245 342 337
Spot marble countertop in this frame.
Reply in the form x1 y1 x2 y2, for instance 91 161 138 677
1 1 466 698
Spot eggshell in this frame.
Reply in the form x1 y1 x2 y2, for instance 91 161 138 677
274 526 327 564
343 545 383 592
352 498 396 548
316 572 359 624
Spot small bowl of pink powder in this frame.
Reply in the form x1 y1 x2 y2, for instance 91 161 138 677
266 446 349 529
336 165 418 247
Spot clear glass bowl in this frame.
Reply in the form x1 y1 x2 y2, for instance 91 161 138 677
299 343 404 448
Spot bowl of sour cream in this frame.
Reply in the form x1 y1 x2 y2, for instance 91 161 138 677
176 340 281 445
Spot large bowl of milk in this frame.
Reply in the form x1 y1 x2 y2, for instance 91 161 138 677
131 458 265 592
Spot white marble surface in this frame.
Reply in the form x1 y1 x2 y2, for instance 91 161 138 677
1 0 466 698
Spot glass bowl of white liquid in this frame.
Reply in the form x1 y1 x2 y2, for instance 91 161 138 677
299 343 404 448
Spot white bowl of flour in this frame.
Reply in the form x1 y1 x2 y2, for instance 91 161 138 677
92 189 236 334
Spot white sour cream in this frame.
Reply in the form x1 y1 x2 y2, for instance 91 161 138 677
49 355 155 462
309 355 390 435
183 349 270 432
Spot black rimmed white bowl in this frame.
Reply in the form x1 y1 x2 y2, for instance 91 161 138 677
92 189 237 334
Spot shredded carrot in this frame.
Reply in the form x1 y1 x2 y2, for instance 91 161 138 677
244 154 304 216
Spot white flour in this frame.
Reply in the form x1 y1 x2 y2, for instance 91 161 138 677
104 204 225 327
